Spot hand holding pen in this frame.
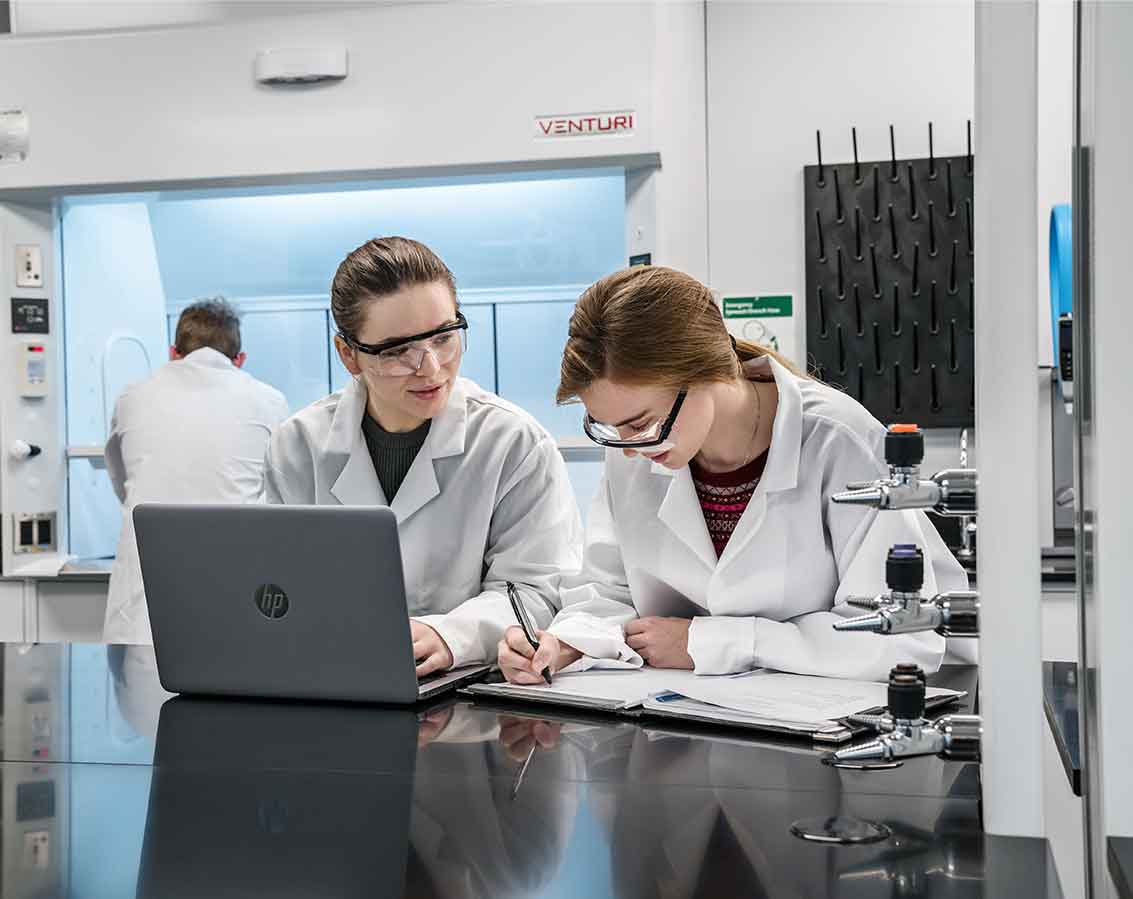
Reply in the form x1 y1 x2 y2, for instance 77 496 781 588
505 581 553 685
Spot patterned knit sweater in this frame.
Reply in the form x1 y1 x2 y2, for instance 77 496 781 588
689 451 770 558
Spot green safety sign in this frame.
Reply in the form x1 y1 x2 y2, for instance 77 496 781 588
722 295 793 318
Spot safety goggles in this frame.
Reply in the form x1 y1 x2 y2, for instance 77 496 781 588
340 312 468 377
583 389 687 449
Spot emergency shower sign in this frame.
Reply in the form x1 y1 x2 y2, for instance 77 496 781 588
720 294 800 368
535 110 635 139
0 109 29 164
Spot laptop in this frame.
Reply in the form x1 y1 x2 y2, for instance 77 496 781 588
138 697 417 898
133 503 491 703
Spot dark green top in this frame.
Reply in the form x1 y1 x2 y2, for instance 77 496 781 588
360 414 431 503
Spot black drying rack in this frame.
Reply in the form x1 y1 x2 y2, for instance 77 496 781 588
805 124 975 428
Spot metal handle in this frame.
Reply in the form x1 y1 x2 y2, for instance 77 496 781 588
938 593 980 637
937 714 982 762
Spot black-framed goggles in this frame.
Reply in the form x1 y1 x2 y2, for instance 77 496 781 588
339 312 468 376
583 389 687 448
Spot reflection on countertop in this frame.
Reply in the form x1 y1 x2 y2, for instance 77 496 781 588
0 642 1063 898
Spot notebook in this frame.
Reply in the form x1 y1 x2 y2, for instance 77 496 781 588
463 668 965 743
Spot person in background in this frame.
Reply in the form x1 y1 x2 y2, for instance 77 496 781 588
102 299 288 644
264 236 581 677
498 266 969 684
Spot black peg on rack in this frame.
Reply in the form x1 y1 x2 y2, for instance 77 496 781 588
968 278 975 332
912 321 921 372
852 126 861 183
928 201 937 256
949 241 959 294
872 165 881 221
854 283 863 335
815 209 826 261
928 122 936 178
873 321 883 373
929 280 939 334
912 242 921 295
949 319 959 372
837 323 847 374
833 169 844 222
892 282 902 335
854 207 863 260
857 363 865 402
907 163 919 220
966 120 973 175
893 362 903 413
946 160 956 216
889 124 898 181
965 199 973 254
818 285 828 338
816 130 826 186
930 364 941 411
836 246 846 298
870 244 881 297
888 204 900 259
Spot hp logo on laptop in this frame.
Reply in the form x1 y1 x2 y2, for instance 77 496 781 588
254 583 289 620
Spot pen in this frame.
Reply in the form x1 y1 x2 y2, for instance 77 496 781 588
506 581 552 685
510 740 539 800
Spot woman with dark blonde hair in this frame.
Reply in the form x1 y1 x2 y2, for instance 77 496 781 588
266 237 581 677
498 265 968 683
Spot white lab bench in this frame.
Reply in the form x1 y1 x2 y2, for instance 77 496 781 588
0 560 110 644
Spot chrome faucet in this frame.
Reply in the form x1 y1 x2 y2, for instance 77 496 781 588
836 544 980 637
831 665 982 764
833 425 977 516
836 592 980 637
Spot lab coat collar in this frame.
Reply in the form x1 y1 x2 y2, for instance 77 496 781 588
328 378 386 506
650 352 805 571
327 376 470 522
657 467 719 570
647 353 803 493
181 347 238 370
744 354 802 495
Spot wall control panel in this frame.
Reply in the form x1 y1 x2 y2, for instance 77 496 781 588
15 341 48 398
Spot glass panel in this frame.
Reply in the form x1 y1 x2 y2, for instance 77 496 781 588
459 304 496 394
67 460 121 560
62 202 168 447
495 300 578 438
236 309 329 415
143 170 624 300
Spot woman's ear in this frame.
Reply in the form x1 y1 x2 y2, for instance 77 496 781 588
334 335 363 377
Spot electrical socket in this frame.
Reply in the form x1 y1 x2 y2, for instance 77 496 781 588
15 245 43 289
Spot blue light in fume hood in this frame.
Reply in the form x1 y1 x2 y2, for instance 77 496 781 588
145 171 626 303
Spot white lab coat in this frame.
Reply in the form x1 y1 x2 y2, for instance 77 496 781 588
263 376 583 667
548 354 969 681
103 348 289 645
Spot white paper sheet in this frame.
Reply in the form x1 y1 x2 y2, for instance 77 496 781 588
481 667 711 708
666 670 960 723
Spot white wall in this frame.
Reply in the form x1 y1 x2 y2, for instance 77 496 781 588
1036 0 1074 369
7 1 346 34
706 0 975 357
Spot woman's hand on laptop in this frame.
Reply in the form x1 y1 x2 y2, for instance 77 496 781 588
411 620 455 678
497 627 582 684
